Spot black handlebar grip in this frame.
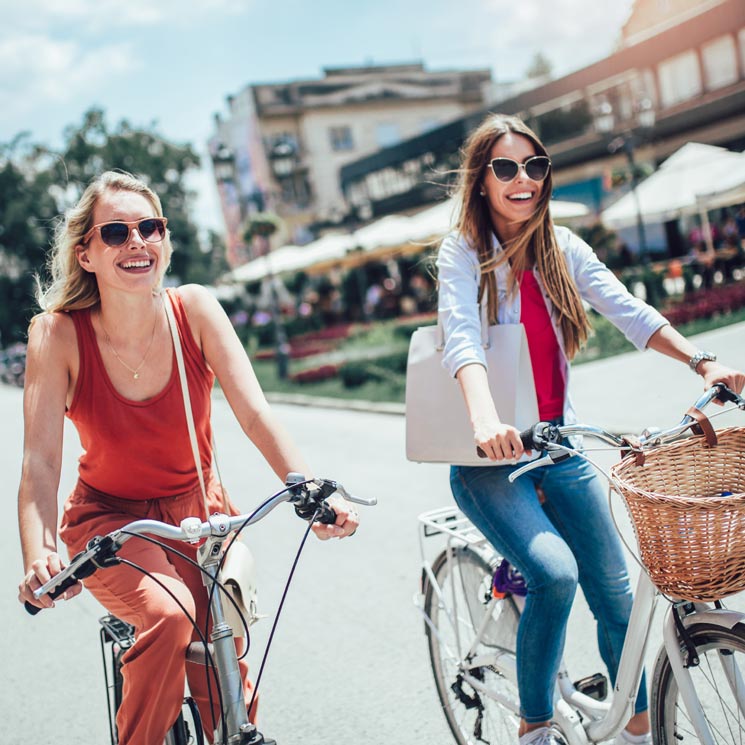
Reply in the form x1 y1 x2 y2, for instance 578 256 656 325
476 427 536 459
520 427 536 450
315 502 338 525
24 574 80 616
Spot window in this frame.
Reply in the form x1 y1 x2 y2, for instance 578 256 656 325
376 122 401 148
329 126 354 152
658 51 702 107
702 35 738 90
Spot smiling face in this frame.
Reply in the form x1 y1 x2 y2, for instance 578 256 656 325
76 189 169 293
481 132 548 243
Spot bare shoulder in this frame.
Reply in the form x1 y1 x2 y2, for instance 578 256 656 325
172 284 223 316
170 284 231 349
27 311 76 355
25 311 78 389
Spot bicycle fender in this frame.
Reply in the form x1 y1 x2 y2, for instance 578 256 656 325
679 607 745 631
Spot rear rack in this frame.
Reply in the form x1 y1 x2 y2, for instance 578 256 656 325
417 506 487 547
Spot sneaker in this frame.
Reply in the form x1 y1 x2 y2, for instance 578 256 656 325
613 729 652 745
519 725 568 745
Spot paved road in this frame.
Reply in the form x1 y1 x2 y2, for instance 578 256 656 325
4 321 744 744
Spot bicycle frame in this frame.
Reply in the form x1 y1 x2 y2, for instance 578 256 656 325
416 505 745 745
31 476 375 745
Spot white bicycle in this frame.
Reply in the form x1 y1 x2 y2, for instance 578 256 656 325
416 384 745 745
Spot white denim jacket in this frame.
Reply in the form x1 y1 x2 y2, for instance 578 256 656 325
436 225 669 429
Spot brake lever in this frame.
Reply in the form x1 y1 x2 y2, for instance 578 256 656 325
508 448 574 483
319 479 377 507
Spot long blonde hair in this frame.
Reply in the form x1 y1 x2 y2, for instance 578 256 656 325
37 171 172 314
454 113 590 359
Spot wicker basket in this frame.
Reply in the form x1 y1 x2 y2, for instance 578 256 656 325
610 427 745 601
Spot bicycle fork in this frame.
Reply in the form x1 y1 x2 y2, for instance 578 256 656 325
661 602 745 745
196 538 258 745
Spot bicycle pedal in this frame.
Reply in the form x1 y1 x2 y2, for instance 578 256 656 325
574 672 608 701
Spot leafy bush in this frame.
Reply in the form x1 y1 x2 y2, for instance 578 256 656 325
339 350 409 388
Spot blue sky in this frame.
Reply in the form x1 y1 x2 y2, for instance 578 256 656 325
1 0 634 231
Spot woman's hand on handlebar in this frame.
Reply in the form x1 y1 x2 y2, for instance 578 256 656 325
18 552 82 610
699 361 745 400
312 495 360 540
474 417 529 462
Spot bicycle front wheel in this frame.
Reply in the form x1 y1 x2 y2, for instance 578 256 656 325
652 622 745 744
423 546 521 745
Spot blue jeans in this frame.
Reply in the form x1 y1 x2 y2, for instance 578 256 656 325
450 455 648 723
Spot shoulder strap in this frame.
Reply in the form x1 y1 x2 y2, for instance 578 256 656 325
163 290 211 516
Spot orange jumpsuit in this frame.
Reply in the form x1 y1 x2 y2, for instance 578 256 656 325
59 290 255 744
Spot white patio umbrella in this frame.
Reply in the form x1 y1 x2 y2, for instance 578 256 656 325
601 142 745 229
226 233 355 283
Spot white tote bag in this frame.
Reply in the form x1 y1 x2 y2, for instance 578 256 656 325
405 314 538 466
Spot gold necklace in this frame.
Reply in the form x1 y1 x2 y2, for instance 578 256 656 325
99 298 161 381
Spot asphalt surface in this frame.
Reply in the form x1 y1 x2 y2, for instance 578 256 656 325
3 321 744 744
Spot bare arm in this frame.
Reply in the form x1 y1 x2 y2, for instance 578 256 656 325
17 314 82 608
646 324 745 393
456 363 525 461
179 286 357 538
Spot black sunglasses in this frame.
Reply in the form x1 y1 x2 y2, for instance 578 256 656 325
488 155 551 183
82 217 168 247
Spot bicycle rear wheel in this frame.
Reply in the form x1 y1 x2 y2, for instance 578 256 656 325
423 546 521 745
651 622 745 744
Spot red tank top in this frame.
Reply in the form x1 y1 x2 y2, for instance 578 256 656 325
520 271 565 421
66 289 215 500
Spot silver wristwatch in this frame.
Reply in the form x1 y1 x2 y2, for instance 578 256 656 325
688 350 717 372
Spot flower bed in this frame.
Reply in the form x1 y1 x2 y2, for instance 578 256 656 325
255 322 363 361
662 282 745 326
290 364 341 384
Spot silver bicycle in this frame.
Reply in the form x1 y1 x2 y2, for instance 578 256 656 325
416 384 745 745
27 474 376 745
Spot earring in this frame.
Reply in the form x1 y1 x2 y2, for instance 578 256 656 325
479 190 485 197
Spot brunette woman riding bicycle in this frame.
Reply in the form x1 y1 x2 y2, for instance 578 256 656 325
436 113 745 745
16 171 359 745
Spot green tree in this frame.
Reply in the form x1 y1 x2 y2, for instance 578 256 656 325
0 135 59 343
526 52 553 80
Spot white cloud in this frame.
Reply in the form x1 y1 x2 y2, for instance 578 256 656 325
0 33 137 127
4 0 248 33
472 0 633 78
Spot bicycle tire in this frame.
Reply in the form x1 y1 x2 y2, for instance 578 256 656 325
423 546 522 745
651 621 745 745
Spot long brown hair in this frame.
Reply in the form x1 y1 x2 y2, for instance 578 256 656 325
453 113 590 359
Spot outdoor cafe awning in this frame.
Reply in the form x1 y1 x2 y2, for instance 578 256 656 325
601 142 745 229
226 197 590 283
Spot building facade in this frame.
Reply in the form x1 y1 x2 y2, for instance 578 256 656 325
339 0 745 254
209 63 492 266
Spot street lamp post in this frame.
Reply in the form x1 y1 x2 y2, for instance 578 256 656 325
245 214 291 381
595 98 656 264
609 135 650 263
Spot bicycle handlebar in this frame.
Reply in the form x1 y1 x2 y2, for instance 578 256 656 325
26 475 375 615
504 384 744 483
519 384 744 452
